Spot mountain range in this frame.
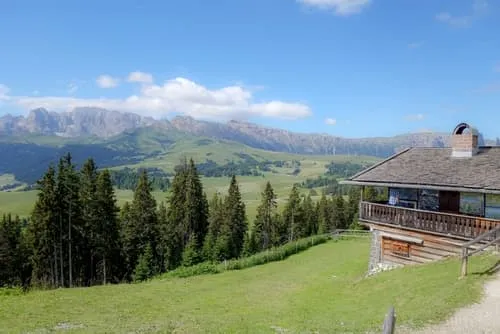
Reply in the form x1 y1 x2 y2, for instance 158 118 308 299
1 107 480 156
0 107 494 186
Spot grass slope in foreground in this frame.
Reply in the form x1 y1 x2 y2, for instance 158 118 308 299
0 238 498 333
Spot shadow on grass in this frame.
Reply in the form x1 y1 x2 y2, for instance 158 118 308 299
470 259 500 277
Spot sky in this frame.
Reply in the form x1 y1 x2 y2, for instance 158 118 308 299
1 0 499 138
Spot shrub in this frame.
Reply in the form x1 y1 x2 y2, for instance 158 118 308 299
159 234 331 280
0 287 24 296
164 262 220 278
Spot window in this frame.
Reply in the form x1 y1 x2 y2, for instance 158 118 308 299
389 187 418 208
460 192 484 216
418 189 439 211
486 194 500 219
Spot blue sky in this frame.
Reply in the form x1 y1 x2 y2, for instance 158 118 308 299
1 0 499 138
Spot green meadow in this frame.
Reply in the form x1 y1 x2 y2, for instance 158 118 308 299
0 237 497 333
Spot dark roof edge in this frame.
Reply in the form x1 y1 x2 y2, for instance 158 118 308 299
348 147 412 181
339 180 500 195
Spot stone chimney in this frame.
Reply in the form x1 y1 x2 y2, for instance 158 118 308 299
451 122 479 158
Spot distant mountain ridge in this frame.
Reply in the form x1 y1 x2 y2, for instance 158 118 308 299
0 107 492 157
0 107 157 138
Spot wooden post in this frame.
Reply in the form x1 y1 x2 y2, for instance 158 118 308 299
382 306 396 334
461 247 468 278
495 230 499 253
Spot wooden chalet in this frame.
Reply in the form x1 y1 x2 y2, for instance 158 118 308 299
341 122 500 269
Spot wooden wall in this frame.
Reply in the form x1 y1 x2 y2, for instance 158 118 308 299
368 223 467 266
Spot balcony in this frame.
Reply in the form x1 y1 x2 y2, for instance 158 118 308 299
359 201 500 239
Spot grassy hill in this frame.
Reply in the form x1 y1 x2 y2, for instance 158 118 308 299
0 135 379 221
0 237 497 333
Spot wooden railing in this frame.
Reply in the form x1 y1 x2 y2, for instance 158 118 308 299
460 225 500 277
359 201 500 239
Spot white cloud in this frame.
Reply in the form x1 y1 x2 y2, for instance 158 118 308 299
436 0 488 27
127 71 153 84
67 82 78 94
435 12 470 27
408 41 424 49
298 0 371 15
0 84 9 99
405 113 425 121
96 75 120 88
325 118 337 125
494 63 500 73
2 77 312 121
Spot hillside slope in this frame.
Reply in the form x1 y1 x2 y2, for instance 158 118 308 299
0 238 497 333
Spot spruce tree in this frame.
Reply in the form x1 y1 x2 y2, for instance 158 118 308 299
302 194 317 236
95 169 121 284
316 193 330 234
123 170 159 279
55 153 82 287
184 159 208 257
157 201 169 273
182 233 201 267
203 192 225 261
346 187 361 228
241 232 257 257
0 214 30 287
164 159 189 269
283 184 303 242
252 181 279 251
29 165 58 287
333 195 346 229
224 176 247 259
133 243 154 282
79 158 99 285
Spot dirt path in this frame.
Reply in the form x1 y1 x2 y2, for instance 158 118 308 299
399 272 500 334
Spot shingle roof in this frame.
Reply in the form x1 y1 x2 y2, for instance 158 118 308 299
344 146 500 193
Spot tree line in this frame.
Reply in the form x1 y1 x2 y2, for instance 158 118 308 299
0 153 361 289
110 167 171 191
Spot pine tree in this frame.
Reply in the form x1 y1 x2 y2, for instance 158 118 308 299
157 201 169 273
241 232 257 257
123 170 159 279
119 201 134 276
164 159 189 269
95 169 121 284
182 233 201 267
252 181 279 251
282 184 304 242
79 158 99 285
333 195 346 229
0 214 30 287
55 153 82 287
346 187 361 228
184 159 208 257
224 176 247 259
133 243 154 282
29 165 58 287
203 192 225 261
317 193 330 234
302 194 317 236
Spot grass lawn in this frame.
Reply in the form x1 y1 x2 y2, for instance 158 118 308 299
0 237 497 333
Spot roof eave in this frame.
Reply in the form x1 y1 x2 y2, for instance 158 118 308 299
339 180 500 195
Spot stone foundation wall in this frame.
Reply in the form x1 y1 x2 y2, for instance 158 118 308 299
368 230 381 272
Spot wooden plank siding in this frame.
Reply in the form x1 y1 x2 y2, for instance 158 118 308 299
368 224 468 266
360 201 500 239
